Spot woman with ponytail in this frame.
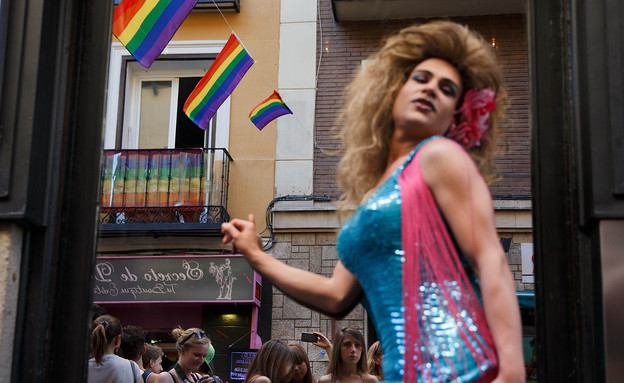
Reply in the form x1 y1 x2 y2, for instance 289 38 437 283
88 314 141 383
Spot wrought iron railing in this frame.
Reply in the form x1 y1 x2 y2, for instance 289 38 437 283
99 148 232 225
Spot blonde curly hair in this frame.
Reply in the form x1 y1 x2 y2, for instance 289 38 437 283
336 20 506 206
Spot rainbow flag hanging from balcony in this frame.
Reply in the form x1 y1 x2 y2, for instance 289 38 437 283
113 0 198 68
249 91 293 130
184 33 254 130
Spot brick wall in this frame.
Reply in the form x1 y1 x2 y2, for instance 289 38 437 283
313 0 531 199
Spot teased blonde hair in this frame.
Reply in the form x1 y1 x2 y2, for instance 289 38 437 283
366 341 384 380
336 20 506 206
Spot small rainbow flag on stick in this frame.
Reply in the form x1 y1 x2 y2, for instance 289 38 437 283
184 33 254 130
113 0 198 68
249 91 293 130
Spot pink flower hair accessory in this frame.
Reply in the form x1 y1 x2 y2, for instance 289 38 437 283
446 87 497 149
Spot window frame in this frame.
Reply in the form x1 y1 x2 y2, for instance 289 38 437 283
105 40 231 150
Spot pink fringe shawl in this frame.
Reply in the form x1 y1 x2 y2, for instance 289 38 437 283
399 146 499 382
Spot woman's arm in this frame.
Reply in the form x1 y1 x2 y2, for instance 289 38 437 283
221 214 362 316
420 138 525 383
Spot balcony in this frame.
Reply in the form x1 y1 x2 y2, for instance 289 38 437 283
99 148 232 236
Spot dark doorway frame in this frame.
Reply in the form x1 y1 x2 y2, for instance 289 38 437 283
530 0 623 380
1 0 112 381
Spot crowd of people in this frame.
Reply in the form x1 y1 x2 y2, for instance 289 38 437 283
88 311 381 383
88 310 222 383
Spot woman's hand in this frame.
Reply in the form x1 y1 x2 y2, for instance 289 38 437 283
312 332 333 355
221 214 263 259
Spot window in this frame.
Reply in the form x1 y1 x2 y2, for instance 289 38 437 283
121 59 230 150
105 41 231 151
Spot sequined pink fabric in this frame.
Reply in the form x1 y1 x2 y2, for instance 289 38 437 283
399 143 498 382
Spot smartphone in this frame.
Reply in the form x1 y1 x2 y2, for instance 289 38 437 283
301 332 318 342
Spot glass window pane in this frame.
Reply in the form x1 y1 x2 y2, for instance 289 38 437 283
139 80 171 148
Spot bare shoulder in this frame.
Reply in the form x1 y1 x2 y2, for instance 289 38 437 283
362 373 380 383
418 137 479 188
318 374 332 383
419 137 472 169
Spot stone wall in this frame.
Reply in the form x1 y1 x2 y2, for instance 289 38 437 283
269 232 367 380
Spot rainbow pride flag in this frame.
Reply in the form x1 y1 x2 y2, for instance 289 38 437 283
249 91 293 130
184 33 254 130
113 0 198 68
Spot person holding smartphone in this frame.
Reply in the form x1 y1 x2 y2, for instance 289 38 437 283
301 332 333 360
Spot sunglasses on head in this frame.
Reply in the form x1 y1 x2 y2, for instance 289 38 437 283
181 330 206 344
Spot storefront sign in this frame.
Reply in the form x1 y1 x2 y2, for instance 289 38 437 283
230 350 257 381
93 255 259 303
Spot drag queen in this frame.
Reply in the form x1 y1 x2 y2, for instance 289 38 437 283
221 21 524 382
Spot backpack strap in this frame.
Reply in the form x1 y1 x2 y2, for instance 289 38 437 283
129 360 140 383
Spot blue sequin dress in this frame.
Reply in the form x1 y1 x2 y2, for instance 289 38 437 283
336 137 496 382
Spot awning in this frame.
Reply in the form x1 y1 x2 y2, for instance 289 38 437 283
516 290 535 309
